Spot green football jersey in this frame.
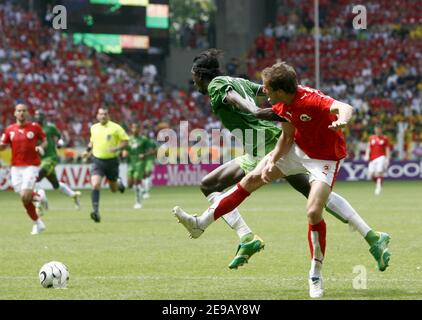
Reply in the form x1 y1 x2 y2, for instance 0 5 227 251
41 122 61 161
207 76 281 156
144 137 157 161
127 135 149 165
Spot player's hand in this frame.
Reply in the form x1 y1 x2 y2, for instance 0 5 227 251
261 160 276 184
328 120 347 130
35 146 45 156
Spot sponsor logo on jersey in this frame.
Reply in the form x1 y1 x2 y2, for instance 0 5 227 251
300 114 312 122
322 164 330 176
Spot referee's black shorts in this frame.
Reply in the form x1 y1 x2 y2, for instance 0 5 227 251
91 156 119 182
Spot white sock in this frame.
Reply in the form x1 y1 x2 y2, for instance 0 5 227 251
206 192 252 239
59 182 75 197
326 192 371 236
145 177 152 193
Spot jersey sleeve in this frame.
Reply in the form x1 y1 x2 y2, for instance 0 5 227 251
37 124 46 141
52 124 61 139
116 125 129 141
208 77 233 110
1 129 10 145
302 91 335 114
244 79 262 97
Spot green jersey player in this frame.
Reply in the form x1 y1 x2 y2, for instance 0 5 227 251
34 110 81 212
123 123 151 209
141 134 157 199
173 49 376 270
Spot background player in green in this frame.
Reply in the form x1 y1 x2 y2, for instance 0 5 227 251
141 131 158 199
173 49 378 269
34 110 81 212
122 122 150 209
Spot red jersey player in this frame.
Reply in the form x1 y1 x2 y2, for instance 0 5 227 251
172 62 391 299
365 126 391 195
0 104 48 235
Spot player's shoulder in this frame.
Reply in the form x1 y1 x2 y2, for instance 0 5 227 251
5 123 17 131
208 76 233 91
29 122 43 129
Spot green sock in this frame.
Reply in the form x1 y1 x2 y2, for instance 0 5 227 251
365 230 380 246
240 232 254 243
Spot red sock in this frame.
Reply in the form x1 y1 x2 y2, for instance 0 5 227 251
308 220 326 262
213 183 250 220
24 202 38 221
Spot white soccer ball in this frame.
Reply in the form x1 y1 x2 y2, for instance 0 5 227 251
39 261 69 288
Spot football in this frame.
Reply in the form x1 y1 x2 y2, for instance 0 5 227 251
39 261 69 288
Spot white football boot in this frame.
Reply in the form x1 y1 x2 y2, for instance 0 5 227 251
308 277 324 298
172 206 204 239
31 219 46 235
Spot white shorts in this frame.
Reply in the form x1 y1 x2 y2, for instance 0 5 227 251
274 143 343 188
11 166 39 193
368 156 387 177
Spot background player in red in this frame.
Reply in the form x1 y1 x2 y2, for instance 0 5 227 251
365 126 391 195
0 104 48 235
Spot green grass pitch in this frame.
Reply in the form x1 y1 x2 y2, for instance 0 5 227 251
0 180 421 300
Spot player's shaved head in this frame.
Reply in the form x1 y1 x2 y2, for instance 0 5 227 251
34 109 45 124
15 104 28 111
14 104 29 124
262 62 298 94
97 107 110 125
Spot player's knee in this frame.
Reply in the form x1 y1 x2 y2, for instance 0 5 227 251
307 203 324 220
51 180 60 189
200 176 216 195
21 194 32 205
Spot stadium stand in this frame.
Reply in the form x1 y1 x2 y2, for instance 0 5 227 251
1 1 421 162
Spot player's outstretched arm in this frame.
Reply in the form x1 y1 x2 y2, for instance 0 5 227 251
225 90 285 121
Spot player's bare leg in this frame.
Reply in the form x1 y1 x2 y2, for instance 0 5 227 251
306 181 330 298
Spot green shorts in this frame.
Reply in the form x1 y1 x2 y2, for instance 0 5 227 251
41 158 58 176
144 160 155 175
234 153 263 174
128 162 146 181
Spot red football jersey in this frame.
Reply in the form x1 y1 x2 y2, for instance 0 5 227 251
368 135 390 161
272 85 346 161
1 122 46 166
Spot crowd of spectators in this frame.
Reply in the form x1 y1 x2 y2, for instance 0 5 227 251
0 2 213 155
1 1 421 163
247 0 422 160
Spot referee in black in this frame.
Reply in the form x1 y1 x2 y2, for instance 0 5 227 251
83 108 129 222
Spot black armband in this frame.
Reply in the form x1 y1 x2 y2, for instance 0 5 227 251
86 146 92 153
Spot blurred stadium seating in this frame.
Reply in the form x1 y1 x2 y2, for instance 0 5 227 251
0 0 421 163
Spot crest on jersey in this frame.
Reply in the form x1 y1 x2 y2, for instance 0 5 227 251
300 114 312 122
26 131 34 139
107 134 112 141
